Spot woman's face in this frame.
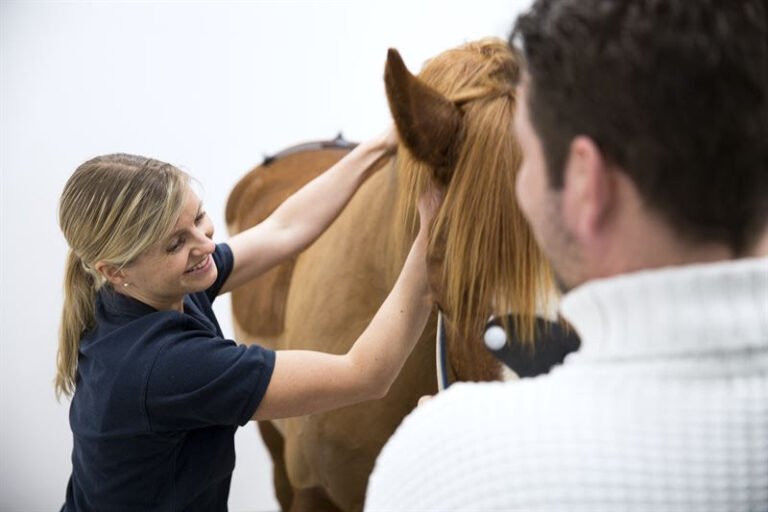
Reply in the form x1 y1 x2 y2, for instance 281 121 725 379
119 188 217 311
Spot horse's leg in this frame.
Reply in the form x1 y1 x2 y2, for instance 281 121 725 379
257 421 294 512
279 417 346 512
290 487 344 512
291 323 437 512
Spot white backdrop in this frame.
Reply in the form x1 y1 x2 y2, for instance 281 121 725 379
0 1 531 510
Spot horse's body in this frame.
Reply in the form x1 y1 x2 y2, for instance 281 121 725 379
226 39 553 512
228 146 498 511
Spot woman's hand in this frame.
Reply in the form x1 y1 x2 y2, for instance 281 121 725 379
378 124 399 154
361 124 399 180
416 184 444 242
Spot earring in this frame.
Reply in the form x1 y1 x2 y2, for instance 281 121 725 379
123 283 129 288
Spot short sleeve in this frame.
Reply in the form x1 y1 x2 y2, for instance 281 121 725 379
145 322 275 431
205 243 235 303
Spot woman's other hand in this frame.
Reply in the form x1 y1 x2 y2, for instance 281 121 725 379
378 124 399 154
416 184 443 240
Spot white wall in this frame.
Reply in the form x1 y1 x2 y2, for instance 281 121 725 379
0 1 531 510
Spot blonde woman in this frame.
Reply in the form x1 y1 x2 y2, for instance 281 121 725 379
56 128 437 511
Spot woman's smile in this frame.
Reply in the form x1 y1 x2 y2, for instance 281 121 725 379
185 254 212 274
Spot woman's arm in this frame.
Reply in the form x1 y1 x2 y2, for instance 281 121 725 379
252 191 440 420
220 129 396 295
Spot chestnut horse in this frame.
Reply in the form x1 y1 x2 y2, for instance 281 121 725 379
226 38 553 512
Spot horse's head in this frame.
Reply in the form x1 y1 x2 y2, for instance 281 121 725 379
386 39 554 379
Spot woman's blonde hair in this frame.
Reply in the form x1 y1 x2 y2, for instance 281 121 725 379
56 154 190 399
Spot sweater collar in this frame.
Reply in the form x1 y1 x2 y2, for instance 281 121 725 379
559 257 768 361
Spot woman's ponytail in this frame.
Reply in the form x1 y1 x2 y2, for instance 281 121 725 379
55 250 97 399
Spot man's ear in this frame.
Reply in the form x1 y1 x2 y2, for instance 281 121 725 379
384 48 463 184
94 261 127 287
561 136 615 240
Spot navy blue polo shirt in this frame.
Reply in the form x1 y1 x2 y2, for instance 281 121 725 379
63 243 275 512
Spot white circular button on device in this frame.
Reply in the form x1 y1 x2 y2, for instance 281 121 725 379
484 325 507 351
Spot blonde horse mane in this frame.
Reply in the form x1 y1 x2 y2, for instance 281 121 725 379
392 38 553 344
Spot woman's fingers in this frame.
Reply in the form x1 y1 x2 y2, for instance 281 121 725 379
417 185 444 229
378 124 399 153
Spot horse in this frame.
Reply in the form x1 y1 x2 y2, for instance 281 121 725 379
226 38 554 512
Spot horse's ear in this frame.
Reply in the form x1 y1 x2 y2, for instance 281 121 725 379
385 48 463 183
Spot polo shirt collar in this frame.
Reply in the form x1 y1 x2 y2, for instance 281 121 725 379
98 286 161 320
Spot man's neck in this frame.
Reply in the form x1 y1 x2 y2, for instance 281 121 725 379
750 228 768 257
591 208 754 279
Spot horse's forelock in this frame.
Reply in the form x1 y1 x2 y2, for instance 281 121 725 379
394 38 553 345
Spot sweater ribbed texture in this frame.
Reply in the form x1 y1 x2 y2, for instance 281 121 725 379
366 258 768 511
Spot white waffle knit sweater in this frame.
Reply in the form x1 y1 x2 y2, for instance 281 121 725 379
366 258 768 512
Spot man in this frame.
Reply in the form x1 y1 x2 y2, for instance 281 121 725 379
365 1 768 510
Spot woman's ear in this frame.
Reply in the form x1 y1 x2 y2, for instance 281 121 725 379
384 48 464 184
94 261 127 287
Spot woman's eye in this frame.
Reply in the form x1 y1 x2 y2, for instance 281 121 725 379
195 211 207 224
167 239 184 253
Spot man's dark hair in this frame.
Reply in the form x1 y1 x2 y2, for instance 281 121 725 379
512 0 768 253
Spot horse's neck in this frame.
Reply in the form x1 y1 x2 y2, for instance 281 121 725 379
343 157 415 285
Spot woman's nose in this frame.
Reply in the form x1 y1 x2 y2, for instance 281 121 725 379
191 228 215 254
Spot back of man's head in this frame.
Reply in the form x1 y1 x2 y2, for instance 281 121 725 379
512 0 768 255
